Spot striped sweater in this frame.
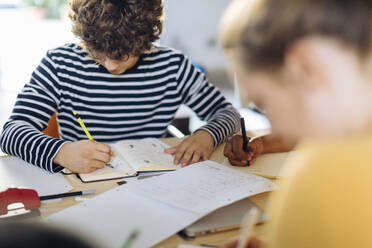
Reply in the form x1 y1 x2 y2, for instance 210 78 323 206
0 44 240 172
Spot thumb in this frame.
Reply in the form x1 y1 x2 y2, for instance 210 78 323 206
164 147 177 154
222 240 239 248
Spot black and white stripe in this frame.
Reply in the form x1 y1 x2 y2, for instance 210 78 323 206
0 43 240 172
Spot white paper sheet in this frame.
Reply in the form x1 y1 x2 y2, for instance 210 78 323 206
125 161 277 214
0 156 72 196
46 187 201 248
46 161 276 248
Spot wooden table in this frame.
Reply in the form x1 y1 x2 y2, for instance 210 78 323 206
38 137 273 248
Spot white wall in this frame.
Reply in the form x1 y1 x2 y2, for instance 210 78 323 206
0 2 231 91
160 0 230 69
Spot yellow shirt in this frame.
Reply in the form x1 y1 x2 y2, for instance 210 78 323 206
266 132 372 248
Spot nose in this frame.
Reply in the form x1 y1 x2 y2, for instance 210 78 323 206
103 60 120 73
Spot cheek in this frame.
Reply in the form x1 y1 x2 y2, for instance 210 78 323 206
237 72 305 140
253 85 304 139
244 84 290 132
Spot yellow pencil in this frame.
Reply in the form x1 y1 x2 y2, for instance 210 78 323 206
73 111 114 169
73 111 93 140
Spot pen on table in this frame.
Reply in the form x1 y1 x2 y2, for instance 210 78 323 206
121 229 140 248
39 189 96 201
237 207 259 248
73 111 114 169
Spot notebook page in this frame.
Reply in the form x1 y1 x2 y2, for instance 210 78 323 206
125 161 277 214
0 156 72 196
79 153 136 180
107 151 135 173
112 139 175 171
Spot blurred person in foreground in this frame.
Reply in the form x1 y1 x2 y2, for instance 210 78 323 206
220 0 372 247
0 222 95 248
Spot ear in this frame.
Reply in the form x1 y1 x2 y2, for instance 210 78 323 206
283 39 328 91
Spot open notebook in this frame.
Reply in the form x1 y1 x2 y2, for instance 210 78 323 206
79 138 178 183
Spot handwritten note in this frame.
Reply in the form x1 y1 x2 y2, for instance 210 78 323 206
125 161 277 214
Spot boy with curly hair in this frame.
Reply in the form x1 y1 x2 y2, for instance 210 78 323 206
0 0 240 173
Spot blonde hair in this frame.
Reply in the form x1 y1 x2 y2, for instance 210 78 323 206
219 0 262 57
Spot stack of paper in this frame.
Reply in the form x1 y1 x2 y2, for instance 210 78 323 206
46 161 276 248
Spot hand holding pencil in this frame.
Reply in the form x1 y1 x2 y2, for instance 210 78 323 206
52 112 113 173
223 135 264 167
53 140 113 173
223 118 264 167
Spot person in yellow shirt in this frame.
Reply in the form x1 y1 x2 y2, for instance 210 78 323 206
220 0 372 247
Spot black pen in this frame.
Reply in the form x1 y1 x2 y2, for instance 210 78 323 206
240 117 248 152
240 117 252 166
39 189 96 201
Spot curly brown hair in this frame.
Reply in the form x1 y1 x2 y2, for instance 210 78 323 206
69 0 163 60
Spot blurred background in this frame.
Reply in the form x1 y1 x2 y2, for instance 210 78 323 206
0 0 270 137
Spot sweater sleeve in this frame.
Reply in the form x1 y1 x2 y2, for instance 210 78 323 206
0 51 69 172
177 55 240 146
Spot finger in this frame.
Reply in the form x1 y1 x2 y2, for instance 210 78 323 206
89 160 106 169
181 148 195 167
92 151 111 163
201 154 208 161
174 145 187 165
245 150 259 166
247 139 258 153
190 151 201 165
246 151 255 161
249 155 258 165
247 138 264 156
224 139 233 157
164 147 177 154
232 136 250 159
222 240 238 248
81 166 98 174
224 140 240 161
229 158 249 167
248 236 262 248
201 151 212 161
94 141 111 153
173 137 194 165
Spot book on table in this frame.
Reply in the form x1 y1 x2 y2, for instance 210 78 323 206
78 138 177 183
